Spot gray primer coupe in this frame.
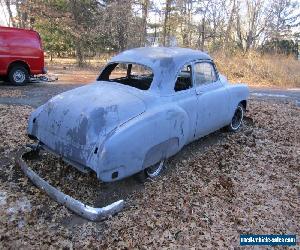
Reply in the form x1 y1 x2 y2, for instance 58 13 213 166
20 47 249 220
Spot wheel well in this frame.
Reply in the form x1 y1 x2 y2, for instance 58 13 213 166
240 100 247 110
7 61 30 75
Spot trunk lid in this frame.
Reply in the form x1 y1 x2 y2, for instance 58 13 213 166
30 82 146 166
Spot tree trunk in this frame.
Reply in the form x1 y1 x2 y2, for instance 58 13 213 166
200 18 205 51
4 0 16 27
236 13 243 50
75 40 84 67
187 0 193 47
163 0 172 46
224 0 236 48
140 0 149 46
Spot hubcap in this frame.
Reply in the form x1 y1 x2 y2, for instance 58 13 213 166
13 70 26 83
146 160 165 178
231 106 243 130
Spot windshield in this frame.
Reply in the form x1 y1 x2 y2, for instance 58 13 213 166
98 63 153 90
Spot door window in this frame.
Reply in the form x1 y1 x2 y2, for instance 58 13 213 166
174 64 192 92
194 62 217 86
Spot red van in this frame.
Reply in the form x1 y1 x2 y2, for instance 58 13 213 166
0 26 46 85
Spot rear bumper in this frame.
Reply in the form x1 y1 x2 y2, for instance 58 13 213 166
16 148 124 221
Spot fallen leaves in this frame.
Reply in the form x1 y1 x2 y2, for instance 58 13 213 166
0 99 299 248
0 88 25 98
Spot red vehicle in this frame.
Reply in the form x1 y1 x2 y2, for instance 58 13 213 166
0 26 46 85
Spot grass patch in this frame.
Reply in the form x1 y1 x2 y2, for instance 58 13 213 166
213 51 300 87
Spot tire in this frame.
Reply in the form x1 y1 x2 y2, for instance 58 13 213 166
8 66 29 86
135 159 165 182
145 159 165 178
227 103 244 132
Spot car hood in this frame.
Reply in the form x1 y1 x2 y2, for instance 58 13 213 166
28 82 146 168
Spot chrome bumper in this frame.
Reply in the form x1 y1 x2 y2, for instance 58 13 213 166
16 149 124 221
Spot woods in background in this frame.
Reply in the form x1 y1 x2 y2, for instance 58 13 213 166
2 0 299 66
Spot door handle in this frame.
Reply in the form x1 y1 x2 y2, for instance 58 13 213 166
196 89 204 95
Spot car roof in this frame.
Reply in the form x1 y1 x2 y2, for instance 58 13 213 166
109 47 212 94
111 47 211 63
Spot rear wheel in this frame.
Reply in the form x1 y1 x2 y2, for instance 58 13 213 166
145 159 165 178
227 103 244 132
8 66 29 86
135 159 165 182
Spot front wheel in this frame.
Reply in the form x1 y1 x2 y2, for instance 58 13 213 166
227 103 244 132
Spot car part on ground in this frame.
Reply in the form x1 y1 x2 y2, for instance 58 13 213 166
16 147 125 221
30 74 58 83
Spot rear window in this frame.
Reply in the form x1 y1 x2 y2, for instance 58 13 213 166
98 63 153 90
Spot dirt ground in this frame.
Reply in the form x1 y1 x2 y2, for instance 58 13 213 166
0 75 299 248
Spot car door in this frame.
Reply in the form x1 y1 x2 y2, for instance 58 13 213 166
171 63 198 144
193 61 230 138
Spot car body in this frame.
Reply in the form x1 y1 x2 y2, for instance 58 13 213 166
0 26 46 85
27 47 249 183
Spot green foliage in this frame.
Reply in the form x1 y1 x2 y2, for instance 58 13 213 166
261 39 298 57
34 20 74 58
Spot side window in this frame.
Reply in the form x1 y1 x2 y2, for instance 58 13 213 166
194 62 217 86
174 64 192 92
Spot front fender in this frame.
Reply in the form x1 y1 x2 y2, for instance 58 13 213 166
227 83 249 116
97 104 190 182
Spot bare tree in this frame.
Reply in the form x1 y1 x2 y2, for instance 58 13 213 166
265 0 300 40
163 0 173 46
140 0 150 46
224 0 236 48
195 0 210 50
232 0 270 51
8 0 299 61
4 0 16 27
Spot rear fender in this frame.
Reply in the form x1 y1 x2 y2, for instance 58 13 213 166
97 105 190 182
7 60 31 75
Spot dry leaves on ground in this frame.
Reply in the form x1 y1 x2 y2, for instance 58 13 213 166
0 99 299 249
0 88 25 98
